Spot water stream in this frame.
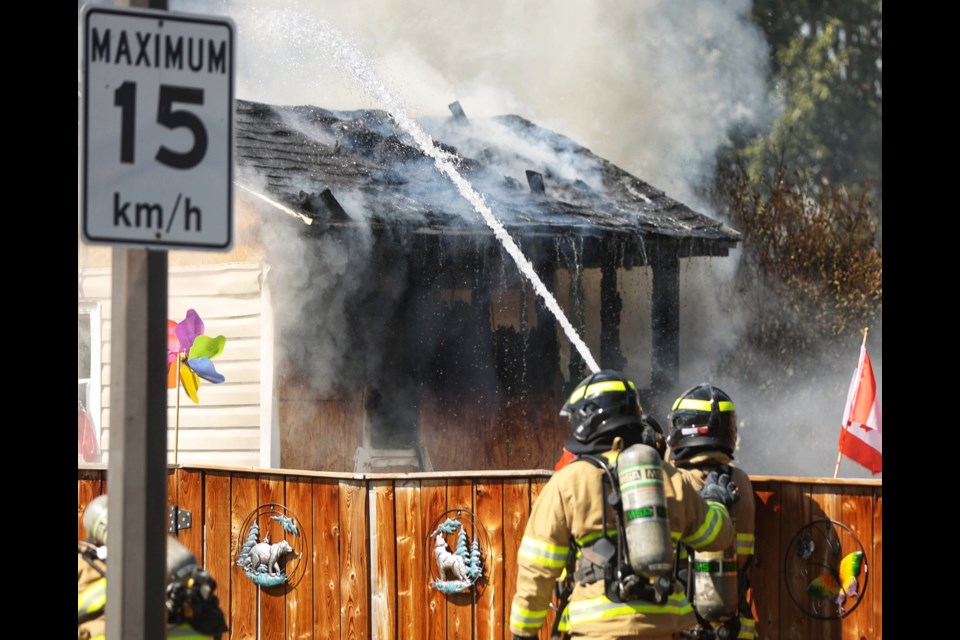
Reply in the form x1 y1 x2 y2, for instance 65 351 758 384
266 13 601 373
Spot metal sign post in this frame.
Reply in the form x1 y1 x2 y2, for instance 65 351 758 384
107 247 169 639
79 1 234 637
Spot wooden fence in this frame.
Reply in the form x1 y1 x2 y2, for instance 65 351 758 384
77 467 882 640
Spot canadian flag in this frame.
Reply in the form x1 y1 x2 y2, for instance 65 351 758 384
838 343 882 474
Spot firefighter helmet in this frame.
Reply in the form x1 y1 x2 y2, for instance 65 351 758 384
560 370 644 443
667 384 738 456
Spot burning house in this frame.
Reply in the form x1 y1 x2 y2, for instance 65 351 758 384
234 98 740 473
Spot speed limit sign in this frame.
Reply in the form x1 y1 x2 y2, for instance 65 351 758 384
81 5 235 251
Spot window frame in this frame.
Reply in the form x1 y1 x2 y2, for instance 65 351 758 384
78 302 102 461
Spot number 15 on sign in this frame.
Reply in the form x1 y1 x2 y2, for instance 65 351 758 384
81 5 235 251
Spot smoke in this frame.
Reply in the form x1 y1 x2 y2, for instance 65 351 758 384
166 0 879 478
177 0 771 206
678 255 883 480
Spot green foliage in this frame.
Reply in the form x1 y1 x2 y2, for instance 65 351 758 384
701 1 882 390
737 0 882 209
711 158 882 385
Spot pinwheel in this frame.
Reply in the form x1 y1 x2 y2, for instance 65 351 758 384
167 309 227 403
167 309 226 463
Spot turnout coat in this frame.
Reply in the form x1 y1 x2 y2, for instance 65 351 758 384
509 451 736 639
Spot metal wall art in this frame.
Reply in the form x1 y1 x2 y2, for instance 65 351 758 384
235 503 304 588
427 509 487 594
783 519 868 619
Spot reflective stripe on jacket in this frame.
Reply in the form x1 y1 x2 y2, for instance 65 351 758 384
78 577 107 622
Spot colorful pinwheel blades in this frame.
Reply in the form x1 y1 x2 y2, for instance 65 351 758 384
166 309 227 403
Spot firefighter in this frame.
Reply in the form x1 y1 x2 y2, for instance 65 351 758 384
78 495 229 640
667 384 757 640
510 370 740 640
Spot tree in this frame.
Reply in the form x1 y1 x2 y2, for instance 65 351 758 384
709 157 882 387
731 0 882 214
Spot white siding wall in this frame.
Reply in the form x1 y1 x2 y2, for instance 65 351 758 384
78 262 268 468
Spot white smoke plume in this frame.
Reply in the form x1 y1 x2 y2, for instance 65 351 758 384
162 0 879 478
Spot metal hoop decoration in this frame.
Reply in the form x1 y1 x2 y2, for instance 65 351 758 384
235 503 306 589
424 508 491 595
783 518 869 619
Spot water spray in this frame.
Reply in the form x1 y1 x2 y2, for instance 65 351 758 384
296 16 601 373
236 182 314 225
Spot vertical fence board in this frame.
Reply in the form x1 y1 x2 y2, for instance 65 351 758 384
259 476 288 640
422 480 448 640
204 472 233 639
839 486 874 640
872 491 882 640
231 475 259 640
475 480 504 640
314 479 342 640
371 481 397 640
446 479 475 640
809 485 842 640
502 479 531 638
340 480 369 640
810 485 847 640
778 482 812 640
396 480 425 640
751 483 780 640
167 468 177 515
175 469 204 560
285 477 315 640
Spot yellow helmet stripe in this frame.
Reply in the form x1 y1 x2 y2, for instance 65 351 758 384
672 398 735 412
567 379 635 404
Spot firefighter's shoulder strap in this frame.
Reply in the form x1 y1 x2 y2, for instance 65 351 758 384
573 452 623 536
568 452 624 587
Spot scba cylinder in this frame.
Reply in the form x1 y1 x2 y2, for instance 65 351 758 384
616 444 673 577
693 545 738 622
82 495 109 546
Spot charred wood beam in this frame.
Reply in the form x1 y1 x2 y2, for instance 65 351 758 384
471 251 498 402
363 236 420 450
567 241 586 384
532 260 562 394
600 239 626 371
650 238 680 402
526 170 546 195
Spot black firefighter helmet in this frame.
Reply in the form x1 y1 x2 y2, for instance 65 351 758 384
560 370 665 456
667 383 738 458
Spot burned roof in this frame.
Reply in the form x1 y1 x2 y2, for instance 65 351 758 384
234 98 740 261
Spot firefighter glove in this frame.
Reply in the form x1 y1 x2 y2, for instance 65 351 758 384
700 470 739 507
641 419 667 459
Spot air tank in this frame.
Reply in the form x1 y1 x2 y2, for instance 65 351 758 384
616 443 674 577
692 536 739 622
82 495 109 546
